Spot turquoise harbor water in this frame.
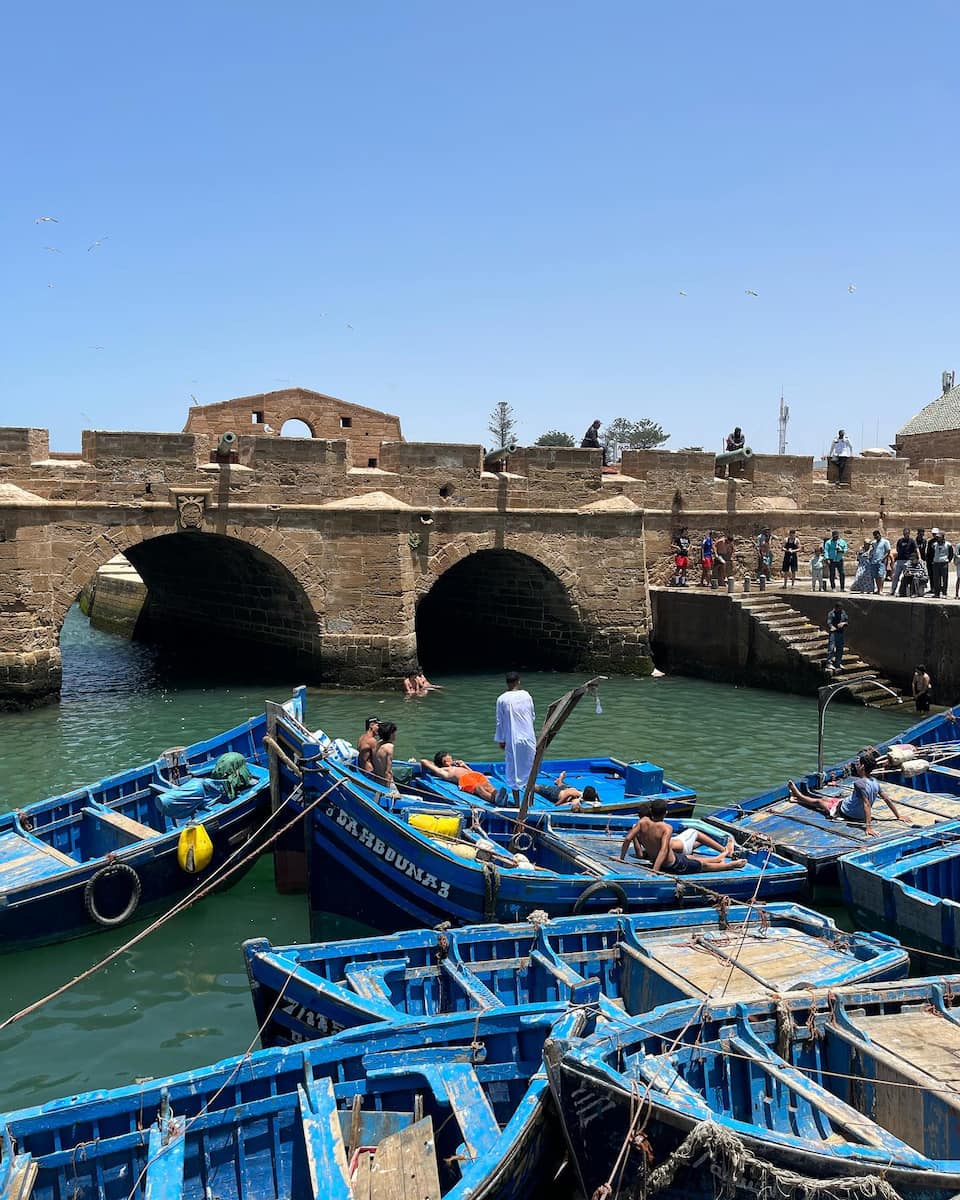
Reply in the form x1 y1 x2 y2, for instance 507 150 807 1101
0 607 908 1112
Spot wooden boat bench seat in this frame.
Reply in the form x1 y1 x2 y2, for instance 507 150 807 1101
363 1047 502 1159
84 806 156 842
344 958 409 1002
0 830 76 885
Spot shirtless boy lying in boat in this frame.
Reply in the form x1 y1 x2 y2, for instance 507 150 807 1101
419 752 500 801
619 799 746 874
533 771 599 812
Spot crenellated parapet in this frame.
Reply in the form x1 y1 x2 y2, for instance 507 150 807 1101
7 419 960 710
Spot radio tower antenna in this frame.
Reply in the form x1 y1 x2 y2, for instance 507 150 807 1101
778 388 790 455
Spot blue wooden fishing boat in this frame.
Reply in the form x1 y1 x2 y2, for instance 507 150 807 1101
840 821 960 966
243 903 907 1047
0 687 305 951
708 703 960 879
413 755 697 818
273 714 807 935
0 1004 589 1200
545 978 960 1200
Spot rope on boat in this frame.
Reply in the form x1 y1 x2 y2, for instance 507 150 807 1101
121 958 303 1200
0 776 343 1032
636 1120 902 1200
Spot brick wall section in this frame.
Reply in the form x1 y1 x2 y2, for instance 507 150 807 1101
0 428 49 466
897 430 960 466
182 388 402 464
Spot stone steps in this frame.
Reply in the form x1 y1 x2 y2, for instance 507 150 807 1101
730 594 903 708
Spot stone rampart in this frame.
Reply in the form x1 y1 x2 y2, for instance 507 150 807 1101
7 421 960 708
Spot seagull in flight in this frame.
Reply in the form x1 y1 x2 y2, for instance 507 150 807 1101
190 394 199 405
35 215 58 224
87 236 109 252
89 345 105 350
745 289 759 297
43 245 62 254
677 290 688 297
346 323 354 330
848 283 857 293
47 282 56 288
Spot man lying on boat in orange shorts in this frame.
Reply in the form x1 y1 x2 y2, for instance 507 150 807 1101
419 752 500 801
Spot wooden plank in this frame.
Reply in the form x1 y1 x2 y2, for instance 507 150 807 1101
296 1075 351 1197
93 808 156 840
369 1116 440 1200
2 1157 37 1200
144 1123 185 1200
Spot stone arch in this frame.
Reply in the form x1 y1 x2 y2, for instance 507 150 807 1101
415 546 588 672
280 417 315 438
55 524 324 681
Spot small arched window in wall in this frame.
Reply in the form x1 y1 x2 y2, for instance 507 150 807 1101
280 419 315 438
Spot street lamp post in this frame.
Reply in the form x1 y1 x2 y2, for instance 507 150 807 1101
817 676 903 783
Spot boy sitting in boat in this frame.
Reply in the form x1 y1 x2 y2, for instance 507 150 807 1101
787 757 912 837
619 800 745 873
419 752 500 801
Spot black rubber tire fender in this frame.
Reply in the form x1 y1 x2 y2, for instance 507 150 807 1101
84 862 142 927
572 878 628 915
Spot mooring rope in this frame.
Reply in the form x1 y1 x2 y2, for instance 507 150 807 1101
0 774 342 1032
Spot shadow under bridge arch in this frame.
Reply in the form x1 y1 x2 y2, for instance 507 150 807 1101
124 532 321 681
416 549 588 672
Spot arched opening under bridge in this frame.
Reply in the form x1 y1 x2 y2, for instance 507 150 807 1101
116 532 320 682
415 549 587 673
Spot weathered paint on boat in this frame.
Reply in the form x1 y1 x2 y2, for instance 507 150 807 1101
272 712 807 936
0 688 305 951
415 755 697 817
243 903 908 1047
546 978 960 1200
710 703 960 879
0 1005 587 1200
840 821 960 965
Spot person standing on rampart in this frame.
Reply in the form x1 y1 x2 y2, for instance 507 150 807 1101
926 529 954 598
829 429 853 485
824 530 848 591
890 528 917 597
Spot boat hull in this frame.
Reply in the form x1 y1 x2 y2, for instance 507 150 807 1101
546 1050 960 1200
302 781 806 937
0 786 269 951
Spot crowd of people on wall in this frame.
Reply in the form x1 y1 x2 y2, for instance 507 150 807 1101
668 524 959 599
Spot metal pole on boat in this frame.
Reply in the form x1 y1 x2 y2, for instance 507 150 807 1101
513 675 608 841
816 676 902 783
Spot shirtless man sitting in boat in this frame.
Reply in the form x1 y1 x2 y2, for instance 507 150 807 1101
619 800 746 874
419 752 500 801
787 758 911 838
357 717 379 774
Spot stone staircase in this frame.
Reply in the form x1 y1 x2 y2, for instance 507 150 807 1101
734 591 903 708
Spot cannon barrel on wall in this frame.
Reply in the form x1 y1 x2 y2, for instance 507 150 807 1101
714 445 753 468
483 443 519 469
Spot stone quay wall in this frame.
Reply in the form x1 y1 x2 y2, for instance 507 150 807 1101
5 422 960 708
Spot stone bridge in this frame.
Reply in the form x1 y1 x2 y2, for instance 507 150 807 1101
5 392 960 709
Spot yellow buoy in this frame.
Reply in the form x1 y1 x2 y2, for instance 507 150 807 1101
177 823 213 873
408 812 462 839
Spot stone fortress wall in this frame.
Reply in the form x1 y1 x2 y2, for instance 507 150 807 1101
5 403 960 709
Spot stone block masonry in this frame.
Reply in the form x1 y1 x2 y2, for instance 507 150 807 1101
6 402 960 708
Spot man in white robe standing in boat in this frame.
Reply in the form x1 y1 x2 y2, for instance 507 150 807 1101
495 671 537 804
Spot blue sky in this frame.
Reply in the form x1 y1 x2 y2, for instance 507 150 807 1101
3 1 959 456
